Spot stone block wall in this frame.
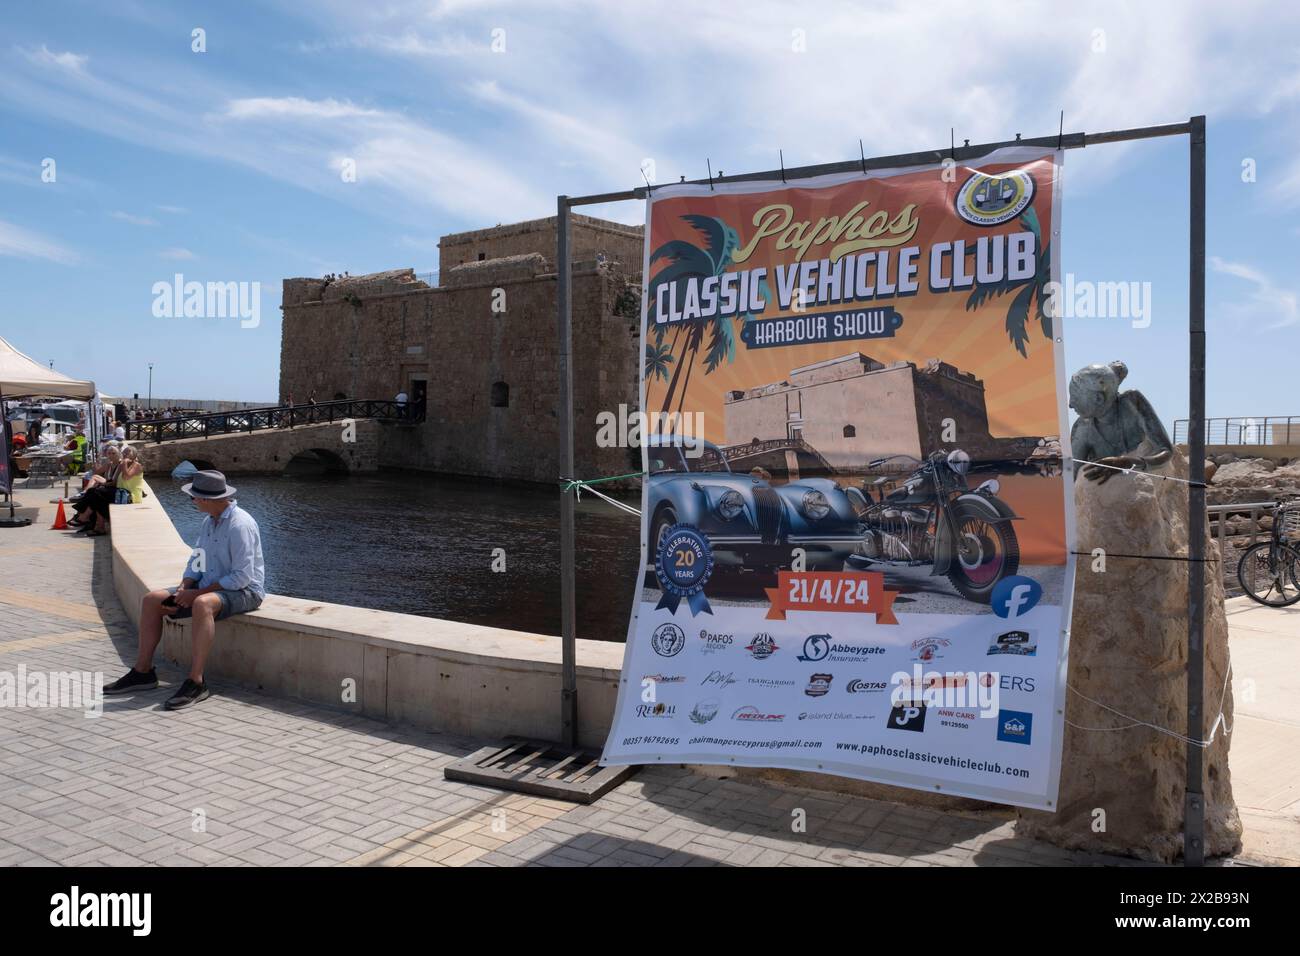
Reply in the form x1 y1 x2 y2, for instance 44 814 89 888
438 214 643 275
912 360 994 455
281 261 641 485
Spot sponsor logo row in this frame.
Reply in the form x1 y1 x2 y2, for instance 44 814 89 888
651 623 1038 663
888 702 1034 745
636 698 1035 745
645 669 1035 699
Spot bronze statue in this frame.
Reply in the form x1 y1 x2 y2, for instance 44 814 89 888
1069 361 1173 483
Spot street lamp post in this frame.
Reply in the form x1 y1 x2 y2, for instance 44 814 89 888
148 363 154 411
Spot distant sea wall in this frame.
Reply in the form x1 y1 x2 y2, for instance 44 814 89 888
112 397 275 413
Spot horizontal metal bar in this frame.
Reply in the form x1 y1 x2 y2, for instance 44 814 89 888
1176 417 1300 422
565 120 1194 207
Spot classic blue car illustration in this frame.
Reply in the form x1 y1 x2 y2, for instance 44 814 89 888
645 436 862 575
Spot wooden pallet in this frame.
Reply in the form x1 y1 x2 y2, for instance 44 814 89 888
443 737 635 804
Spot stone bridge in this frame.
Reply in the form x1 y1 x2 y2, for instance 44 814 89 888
135 419 381 477
720 438 836 480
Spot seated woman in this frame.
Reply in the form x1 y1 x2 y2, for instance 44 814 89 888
116 445 145 504
68 445 121 534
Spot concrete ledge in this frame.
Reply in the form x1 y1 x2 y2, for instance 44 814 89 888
109 481 624 747
108 482 998 810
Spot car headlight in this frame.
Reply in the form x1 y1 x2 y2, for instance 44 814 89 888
946 449 971 475
716 490 744 520
801 490 830 520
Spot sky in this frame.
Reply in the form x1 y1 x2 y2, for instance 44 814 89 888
1 0 1297 432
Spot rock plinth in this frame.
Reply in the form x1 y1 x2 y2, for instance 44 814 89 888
1016 451 1241 861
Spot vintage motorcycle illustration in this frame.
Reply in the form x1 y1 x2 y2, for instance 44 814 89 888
845 449 1021 603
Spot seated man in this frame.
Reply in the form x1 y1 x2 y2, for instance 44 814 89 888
104 470 265 710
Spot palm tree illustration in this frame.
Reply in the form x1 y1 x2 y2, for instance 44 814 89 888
643 341 674 383
963 207 1053 357
647 215 768 424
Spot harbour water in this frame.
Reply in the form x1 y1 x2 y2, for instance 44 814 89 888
154 471 642 641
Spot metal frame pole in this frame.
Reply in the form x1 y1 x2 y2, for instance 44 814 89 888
556 196 578 747
564 121 1191 208
1185 114 1207 867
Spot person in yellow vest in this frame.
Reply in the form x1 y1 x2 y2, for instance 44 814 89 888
65 425 87 475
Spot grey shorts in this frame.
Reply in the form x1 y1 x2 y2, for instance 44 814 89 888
166 586 263 621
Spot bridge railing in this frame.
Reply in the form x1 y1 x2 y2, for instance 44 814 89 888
124 398 425 444
1173 416 1300 446
721 437 815 459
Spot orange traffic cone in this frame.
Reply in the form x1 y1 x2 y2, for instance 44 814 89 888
51 499 69 530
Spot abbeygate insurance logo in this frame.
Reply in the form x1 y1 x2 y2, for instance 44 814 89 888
955 170 1035 227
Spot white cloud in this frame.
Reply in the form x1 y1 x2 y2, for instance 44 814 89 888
285 0 1300 202
156 205 188 214
6 0 1300 236
299 32 484 58
1210 256 1299 330
111 210 158 227
160 247 195 260
21 45 87 73
223 97 381 121
214 95 550 223
0 220 79 265
0 46 553 226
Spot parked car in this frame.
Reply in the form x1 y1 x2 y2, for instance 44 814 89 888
644 436 863 577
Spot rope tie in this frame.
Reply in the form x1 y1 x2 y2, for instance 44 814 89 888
1071 457 1208 488
1065 652 1233 748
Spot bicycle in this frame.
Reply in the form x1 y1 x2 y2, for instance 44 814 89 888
1237 497 1300 606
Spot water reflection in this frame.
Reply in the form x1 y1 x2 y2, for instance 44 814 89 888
154 471 643 641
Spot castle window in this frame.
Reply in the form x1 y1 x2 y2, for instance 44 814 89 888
478 252 486 261
843 424 856 438
491 382 509 407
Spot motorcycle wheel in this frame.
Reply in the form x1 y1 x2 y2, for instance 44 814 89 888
946 506 1020 603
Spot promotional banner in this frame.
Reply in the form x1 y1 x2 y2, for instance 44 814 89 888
0 420 11 496
602 147 1075 810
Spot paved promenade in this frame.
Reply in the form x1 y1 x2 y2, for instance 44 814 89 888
0 486 1292 867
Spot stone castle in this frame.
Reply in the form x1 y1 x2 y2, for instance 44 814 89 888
724 353 996 469
279 214 644 483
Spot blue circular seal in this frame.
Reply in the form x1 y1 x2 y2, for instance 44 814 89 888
654 523 714 616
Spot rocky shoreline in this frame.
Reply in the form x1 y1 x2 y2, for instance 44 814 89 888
1204 454 1300 594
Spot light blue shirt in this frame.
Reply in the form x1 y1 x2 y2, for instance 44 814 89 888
183 501 265 599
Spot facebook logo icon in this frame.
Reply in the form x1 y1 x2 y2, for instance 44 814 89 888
991 576 1042 620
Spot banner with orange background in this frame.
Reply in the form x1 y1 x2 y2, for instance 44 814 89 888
643 149 1068 563
603 147 1075 810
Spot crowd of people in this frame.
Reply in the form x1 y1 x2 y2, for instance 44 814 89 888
132 407 187 421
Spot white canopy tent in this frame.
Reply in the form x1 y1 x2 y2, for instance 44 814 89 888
0 335 96 400
1 336 98 525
